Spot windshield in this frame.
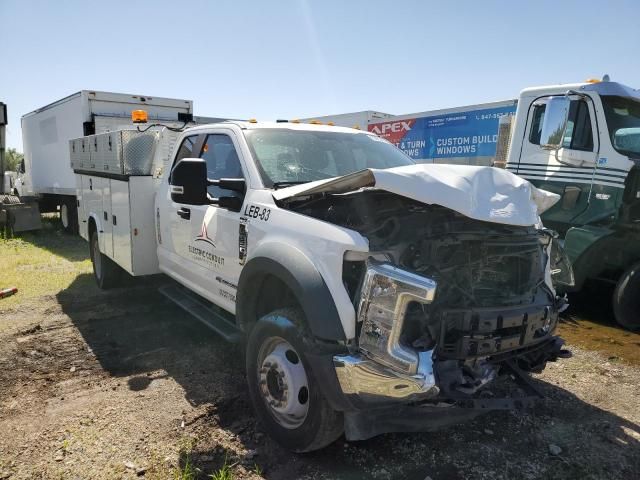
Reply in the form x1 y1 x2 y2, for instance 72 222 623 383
244 129 414 187
602 95 640 158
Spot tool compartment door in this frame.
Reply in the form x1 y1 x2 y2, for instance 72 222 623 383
76 174 87 240
80 175 104 243
101 179 113 258
110 179 133 274
129 176 160 275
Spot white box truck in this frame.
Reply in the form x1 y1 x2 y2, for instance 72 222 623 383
304 102 518 166
20 91 194 232
72 117 572 451
300 110 393 130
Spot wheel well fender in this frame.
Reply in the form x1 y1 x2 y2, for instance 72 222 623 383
236 244 346 342
566 226 638 289
87 214 102 237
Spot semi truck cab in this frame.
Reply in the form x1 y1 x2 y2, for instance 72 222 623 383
505 80 640 328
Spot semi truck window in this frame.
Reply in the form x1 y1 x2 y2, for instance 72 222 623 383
562 100 593 151
530 99 593 151
529 104 546 144
200 134 244 198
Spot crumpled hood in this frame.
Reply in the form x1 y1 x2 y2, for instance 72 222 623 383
272 164 559 227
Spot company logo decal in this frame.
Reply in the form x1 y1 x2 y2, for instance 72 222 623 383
194 221 216 248
369 121 413 136
189 220 224 268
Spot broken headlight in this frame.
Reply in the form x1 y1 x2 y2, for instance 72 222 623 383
357 262 437 375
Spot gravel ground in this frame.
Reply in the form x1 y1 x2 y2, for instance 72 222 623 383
0 275 638 480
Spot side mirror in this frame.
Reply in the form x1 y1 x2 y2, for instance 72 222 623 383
613 127 640 153
540 97 570 149
170 158 208 205
19 159 25 174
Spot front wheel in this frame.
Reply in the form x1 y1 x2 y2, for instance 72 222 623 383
246 307 343 452
89 230 121 289
613 262 640 330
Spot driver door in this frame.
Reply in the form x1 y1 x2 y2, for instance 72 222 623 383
168 130 246 312
515 96 598 234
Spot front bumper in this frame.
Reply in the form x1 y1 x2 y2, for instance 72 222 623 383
332 338 568 441
330 260 565 409
333 349 439 406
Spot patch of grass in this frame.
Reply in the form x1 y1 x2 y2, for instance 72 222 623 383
174 455 199 480
209 460 234 480
174 437 200 480
0 216 92 309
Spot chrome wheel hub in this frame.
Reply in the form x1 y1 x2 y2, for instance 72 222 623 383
258 338 309 429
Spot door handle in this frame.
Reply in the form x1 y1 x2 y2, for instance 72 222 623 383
177 207 191 220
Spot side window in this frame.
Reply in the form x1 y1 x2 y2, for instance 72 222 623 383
174 135 198 164
170 135 198 182
200 134 244 198
530 98 593 151
529 104 546 144
563 100 593 151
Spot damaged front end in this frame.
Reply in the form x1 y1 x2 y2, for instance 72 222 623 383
283 188 572 440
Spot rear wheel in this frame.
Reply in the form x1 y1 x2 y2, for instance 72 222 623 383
613 262 640 330
89 229 120 289
60 197 78 234
246 307 343 452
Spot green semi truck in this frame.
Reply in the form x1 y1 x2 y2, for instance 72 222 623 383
502 78 640 329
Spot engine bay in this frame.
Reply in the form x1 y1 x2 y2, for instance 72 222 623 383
284 190 566 398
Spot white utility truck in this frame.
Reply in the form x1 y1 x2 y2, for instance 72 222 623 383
20 91 197 232
73 116 572 451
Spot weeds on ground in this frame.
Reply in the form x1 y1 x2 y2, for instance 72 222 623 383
174 437 200 480
209 457 234 480
174 455 199 480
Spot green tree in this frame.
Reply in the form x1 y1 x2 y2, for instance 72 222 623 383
4 148 23 171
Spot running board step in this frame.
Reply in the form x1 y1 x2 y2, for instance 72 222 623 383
159 284 242 343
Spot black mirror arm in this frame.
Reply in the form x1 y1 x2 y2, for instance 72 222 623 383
206 177 247 194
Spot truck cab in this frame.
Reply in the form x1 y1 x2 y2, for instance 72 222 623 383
505 80 640 328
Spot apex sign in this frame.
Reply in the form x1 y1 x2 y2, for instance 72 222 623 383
369 121 412 136
368 118 416 145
